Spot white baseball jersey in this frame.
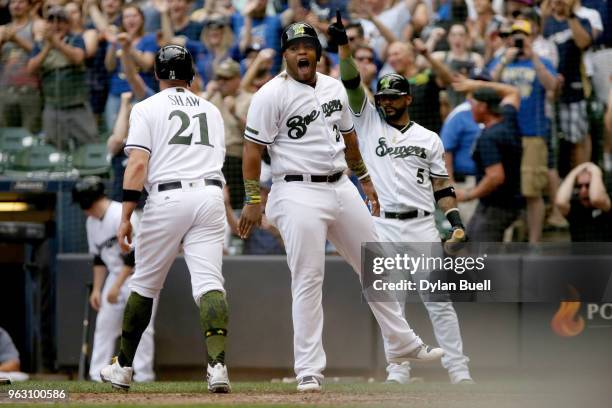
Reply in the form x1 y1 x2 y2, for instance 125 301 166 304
125 87 226 191
244 72 354 177
87 200 125 276
86 200 156 383
352 99 449 213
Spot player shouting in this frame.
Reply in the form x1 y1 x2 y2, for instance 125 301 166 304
238 21 444 393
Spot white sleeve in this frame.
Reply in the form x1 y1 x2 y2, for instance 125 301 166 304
339 88 355 133
86 220 98 256
125 103 152 155
244 86 279 145
429 136 449 178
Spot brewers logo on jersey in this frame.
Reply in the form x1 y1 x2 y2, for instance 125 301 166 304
352 98 449 214
244 72 353 178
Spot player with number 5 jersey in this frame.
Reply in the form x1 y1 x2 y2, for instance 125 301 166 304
332 12 473 384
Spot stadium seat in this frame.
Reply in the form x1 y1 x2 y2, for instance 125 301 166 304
0 127 33 153
6 145 63 172
71 143 110 176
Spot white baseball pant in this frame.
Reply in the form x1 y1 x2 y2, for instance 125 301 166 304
89 272 156 382
266 175 423 381
129 181 226 304
374 215 471 383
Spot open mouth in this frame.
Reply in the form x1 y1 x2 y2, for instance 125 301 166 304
297 58 310 73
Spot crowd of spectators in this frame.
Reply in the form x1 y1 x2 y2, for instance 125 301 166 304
1 0 612 247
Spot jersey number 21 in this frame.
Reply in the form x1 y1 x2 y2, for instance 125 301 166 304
167 110 213 147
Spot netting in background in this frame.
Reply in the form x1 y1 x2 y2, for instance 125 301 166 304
0 0 611 252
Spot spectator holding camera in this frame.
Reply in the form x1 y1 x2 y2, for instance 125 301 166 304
555 162 612 241
518 7 558 68
543 0 593 166
489 19 559 243
27 6 97 149
0 0 44 133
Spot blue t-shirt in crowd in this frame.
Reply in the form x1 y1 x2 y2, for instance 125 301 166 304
175 20 204 41
488 56 556 137
543 16 592 102
231 12 283 72
108 33 158 96
84 16 122 113
188 39 240 85
440 101 480 176
472 105 523 208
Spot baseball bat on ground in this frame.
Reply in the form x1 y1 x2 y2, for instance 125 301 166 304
77 284 93 381
444 228 467 256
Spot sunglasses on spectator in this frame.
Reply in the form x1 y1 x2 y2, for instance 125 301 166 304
205 18 229 29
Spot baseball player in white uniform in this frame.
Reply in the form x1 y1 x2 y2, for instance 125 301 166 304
72 177 155 383
100 45 231 393
332 14 473 384
238 22 444 393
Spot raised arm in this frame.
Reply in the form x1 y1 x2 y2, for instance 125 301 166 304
119 37 150 100
330 11 367 114
568 15 592 49
585 163 611 211
453 77 521 109
555 162 588 216
414 38 454 86
240 48 274 92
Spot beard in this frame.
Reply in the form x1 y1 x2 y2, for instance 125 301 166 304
383 107 406 122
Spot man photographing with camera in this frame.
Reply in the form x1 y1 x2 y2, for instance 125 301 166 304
489 19 559 244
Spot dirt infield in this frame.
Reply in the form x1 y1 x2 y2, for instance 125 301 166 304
68 390 547 407
5 378 612 408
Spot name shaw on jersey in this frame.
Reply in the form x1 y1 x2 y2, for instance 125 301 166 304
168 94 200 107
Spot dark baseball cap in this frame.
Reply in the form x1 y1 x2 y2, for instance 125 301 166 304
472 88 502 114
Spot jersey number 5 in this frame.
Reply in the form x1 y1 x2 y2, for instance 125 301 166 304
168 110 213 147
416 168 425 184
